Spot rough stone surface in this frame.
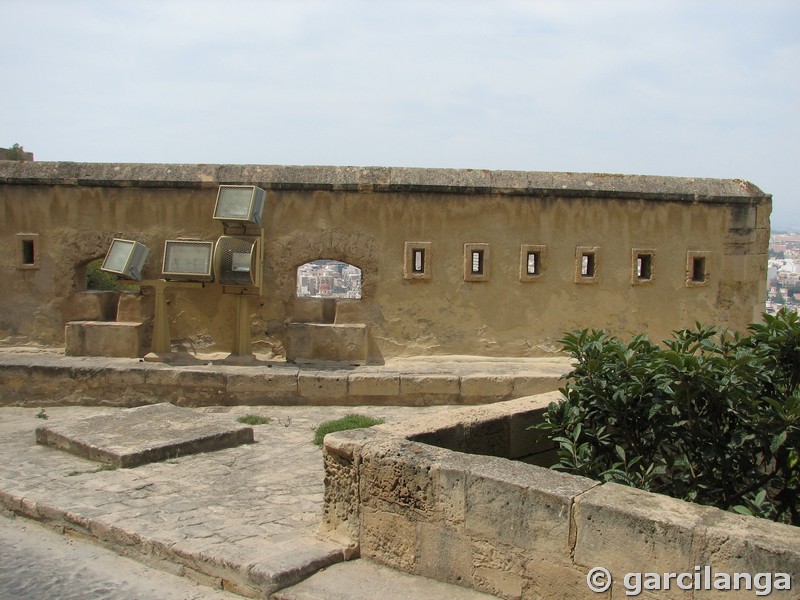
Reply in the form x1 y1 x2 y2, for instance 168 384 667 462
0 349 570 407
320 394 800 600
286 322 369 364
272 558 499 600
35 402 255 468
1 403 464 598
65 321 144 358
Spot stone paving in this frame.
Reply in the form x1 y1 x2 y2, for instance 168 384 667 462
0 403 465 597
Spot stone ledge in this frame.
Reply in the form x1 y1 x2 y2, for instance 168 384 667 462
0 161 770 203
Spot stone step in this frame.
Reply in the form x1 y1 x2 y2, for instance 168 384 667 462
34 402 254 467
271 559 500 600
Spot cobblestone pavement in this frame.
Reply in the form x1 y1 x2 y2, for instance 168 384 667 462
0 514 243 600
0 404 461 597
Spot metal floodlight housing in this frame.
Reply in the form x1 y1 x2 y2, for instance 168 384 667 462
213 235 261 288
213 185 266 227
100 238 149 281
161 240 215 282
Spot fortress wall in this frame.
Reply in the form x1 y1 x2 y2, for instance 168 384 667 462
0 163 771 358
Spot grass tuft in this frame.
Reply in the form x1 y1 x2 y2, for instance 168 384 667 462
237 414 271 425
313 414 384 446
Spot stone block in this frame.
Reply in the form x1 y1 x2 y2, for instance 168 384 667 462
63 291 121 322
226 371 298 395
523 558 608 600
416 521 473 586
573 482 709 590
691 509 800 599
360 506 417 572
512 377 561 398
35 402 254 468
347 373 400 396
473 566 525 600
465 458 597 561
297 371 348 401
359 440 437 515
65 321 144 358
459 374 514 399
430 461 468 524
463 416 509 457
400 374 460 396
286 322 368 364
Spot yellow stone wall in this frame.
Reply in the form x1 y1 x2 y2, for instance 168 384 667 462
0 163 771 360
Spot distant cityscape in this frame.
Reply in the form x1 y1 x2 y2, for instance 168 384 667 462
767 233 800 314
296 260 362 299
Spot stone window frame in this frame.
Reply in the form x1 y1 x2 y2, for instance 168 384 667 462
575 245 600 284
15 233 40 270
519 244 547 282
686 250 712 287
403 241 432 281
464 243 490 282
631 247 656 286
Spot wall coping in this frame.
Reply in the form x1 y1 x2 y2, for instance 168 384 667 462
0 161 770 204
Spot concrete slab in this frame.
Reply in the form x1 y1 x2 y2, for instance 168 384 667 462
272 559 500 600
35 403 254 468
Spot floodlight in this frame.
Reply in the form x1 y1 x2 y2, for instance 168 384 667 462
213 185 266 227
100 238 149 281
162 240 215 282
214 235 260 287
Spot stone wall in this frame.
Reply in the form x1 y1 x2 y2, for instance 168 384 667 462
0 162 771 359
320 394 800 599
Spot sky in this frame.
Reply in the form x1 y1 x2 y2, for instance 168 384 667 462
2 1 798 227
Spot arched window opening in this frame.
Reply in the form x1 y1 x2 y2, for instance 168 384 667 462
296 260 362 299
84 258 139 292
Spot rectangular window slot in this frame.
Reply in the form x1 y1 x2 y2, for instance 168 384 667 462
637 254 652 280
21 239 35 265
413 249 425 273
526 251 540 276
520 244 546 282
404 241 432 280
16 233 40 270
471 250 484 275
581 253 595 277
691 257 706 282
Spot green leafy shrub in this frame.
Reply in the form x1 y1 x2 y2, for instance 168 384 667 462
86 258 138 291
536 309 800 525
313 414 384 446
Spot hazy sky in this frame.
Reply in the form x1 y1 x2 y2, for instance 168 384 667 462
2 1 798 227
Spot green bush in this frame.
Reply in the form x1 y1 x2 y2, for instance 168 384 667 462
313 414 384 446
536 309 800 525
86 259 138 291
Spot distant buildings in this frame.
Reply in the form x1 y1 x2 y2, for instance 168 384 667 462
296 260 362 299
766 233 800 314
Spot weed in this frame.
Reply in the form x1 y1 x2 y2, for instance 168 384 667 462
313 414 384 446
237 414 271 426
35 408 48 420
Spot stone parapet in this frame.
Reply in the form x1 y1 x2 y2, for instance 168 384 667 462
0 161 770 203
0 352 568 407
319 394 800 599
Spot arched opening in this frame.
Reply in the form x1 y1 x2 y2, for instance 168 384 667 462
296 259 362 300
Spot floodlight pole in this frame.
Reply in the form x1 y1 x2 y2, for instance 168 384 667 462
230 293 255 362
139 279 204 362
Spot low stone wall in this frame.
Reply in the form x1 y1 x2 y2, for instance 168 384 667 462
0 354 560 407
320 393 800 599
